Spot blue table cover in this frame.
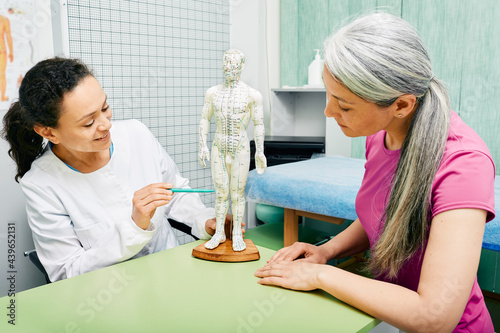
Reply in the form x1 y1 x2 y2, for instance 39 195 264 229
246 156 364 221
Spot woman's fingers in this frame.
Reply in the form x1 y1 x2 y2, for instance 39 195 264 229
255 263 289 289
131 183 174 229
255 263 283 278
134 183 174 207
267 243 307 263
142 198 171 212
134 183 173 200
136 193 172 207
255 261 320 291
257 276 285 287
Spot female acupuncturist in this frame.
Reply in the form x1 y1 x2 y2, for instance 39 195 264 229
255 13 495 332
2 57 235 282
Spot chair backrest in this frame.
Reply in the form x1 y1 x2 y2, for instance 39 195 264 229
24 250 51 284
168 218 199 240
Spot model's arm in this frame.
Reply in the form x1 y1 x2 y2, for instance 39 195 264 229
198 88 215 167
257 208 486 332
249 89 266 174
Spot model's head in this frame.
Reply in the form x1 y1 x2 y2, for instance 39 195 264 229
2 57 94 181
223 49 245 80
323 13 432 105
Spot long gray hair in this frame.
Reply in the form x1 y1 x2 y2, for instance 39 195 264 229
324 13 451 278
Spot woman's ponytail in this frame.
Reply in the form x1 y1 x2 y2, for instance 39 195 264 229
370 77 450 278
2 102 45 182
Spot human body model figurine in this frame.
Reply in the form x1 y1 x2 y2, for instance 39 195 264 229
199 49 266 252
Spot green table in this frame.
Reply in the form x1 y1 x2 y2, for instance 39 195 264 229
1 241 379 332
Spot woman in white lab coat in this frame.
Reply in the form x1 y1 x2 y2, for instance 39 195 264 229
2 57 230 282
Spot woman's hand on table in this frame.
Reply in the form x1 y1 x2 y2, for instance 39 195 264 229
254 242 331 291
255 260 324 291
266 242 330 265
131 183 173 230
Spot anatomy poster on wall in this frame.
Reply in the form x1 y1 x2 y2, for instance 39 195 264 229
0 0 37 111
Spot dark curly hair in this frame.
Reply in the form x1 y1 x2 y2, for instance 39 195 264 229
2 57 93 182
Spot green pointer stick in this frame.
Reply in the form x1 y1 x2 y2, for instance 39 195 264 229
169 188 215 193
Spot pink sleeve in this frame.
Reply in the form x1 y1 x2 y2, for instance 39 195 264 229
431 150 495 222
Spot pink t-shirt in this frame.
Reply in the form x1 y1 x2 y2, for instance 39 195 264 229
356 111 495 332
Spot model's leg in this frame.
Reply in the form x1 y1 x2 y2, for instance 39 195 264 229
205 146 230 250
230 148 250 251
0 51 8 101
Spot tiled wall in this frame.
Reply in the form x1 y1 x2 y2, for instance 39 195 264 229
66 0 230 244
281 0 500 170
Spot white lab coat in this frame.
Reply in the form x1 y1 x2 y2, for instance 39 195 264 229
21 119 214 282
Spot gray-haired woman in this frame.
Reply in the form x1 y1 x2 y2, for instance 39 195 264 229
255 13 494 332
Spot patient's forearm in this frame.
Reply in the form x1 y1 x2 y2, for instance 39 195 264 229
321 219 370 260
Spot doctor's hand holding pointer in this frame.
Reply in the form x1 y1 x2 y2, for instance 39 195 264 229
132 182 243 235
132 183 175 230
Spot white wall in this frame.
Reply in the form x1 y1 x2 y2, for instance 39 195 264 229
0 0 54 296
326 118 352 157
230 0 280 136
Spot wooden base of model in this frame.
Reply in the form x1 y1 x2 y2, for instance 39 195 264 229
192 239 260 262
